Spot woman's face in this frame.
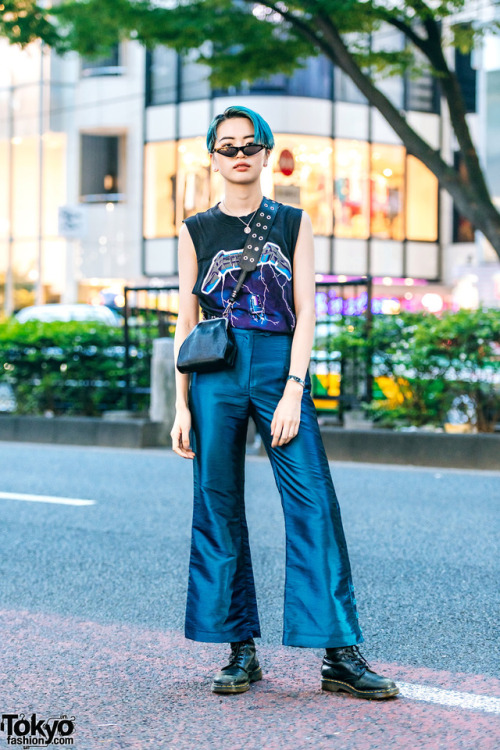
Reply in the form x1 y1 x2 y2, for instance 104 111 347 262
211 117 270 185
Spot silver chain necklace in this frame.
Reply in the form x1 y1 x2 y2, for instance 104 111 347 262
221 199 260 234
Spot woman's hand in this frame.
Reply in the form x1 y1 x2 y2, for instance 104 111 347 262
270 381 303 447
171 406 196 459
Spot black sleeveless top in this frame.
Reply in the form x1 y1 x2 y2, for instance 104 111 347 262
183 199 303 333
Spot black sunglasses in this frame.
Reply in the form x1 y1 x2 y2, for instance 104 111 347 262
213 143 265 158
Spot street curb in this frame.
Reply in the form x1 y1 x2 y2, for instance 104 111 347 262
0 415 166 449
303 427 500 470
1 416 499 469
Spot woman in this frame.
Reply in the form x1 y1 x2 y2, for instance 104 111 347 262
171 105 399 701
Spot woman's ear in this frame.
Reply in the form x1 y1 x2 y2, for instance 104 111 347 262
210 154 219 172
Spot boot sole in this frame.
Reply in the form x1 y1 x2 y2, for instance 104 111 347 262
321 677 400 700
211 666 263 694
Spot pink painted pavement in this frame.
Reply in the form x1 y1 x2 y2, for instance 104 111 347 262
0 609 499 750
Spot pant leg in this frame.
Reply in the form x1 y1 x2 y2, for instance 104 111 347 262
248 333 364 648
185 350 261 643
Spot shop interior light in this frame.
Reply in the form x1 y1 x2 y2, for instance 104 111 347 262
404 277 414 286
382 277 393 285
106 203 114 212
422 292 444 312
383 168 393 177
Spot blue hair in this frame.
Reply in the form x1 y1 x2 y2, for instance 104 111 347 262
206 105 275 153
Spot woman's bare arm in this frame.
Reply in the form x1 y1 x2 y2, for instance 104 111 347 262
285 210 316 396
173 223 201 411
270 210 316 447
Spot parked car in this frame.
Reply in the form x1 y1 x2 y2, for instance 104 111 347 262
14 303 123 326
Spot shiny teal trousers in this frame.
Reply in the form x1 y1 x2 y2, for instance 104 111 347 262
186 328 364 648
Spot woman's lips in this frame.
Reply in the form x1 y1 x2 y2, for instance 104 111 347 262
234 163 250 169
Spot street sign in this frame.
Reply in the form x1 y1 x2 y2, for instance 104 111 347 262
58 205 87 238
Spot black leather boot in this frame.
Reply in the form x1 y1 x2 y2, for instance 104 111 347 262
321 645 399 700
211 637 263 694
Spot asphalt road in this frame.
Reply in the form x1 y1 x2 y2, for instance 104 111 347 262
0 442 499 749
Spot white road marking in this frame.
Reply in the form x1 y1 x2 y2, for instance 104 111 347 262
0 491 95 506
397 681 500 714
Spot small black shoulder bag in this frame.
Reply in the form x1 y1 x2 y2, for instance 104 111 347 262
176 197 280 374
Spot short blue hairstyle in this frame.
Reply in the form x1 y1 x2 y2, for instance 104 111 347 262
206 105 275 153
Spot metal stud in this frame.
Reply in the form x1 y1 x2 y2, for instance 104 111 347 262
243 255 248 260
267 215 271 219
263 225 267 230
247 244 252 249
271 206 275 210
264 203 268 207
250 257 254 261
260 212 264 216
252 233 257 237
259 236 263 241
256 222 261 227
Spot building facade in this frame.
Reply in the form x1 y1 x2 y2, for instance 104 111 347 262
1 14 499 317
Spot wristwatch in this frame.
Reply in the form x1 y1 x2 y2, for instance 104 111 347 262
287 374 305 388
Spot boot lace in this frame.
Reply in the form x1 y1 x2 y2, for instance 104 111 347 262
228 640 251 669
347 645 372 670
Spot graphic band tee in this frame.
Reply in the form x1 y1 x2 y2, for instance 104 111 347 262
183 199 303 334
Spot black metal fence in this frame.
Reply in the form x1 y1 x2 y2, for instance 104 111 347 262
123 277 374 422
123 285 178 411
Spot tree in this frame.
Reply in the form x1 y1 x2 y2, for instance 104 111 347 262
2 0 500 259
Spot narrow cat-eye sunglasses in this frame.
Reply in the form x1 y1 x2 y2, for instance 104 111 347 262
212 143 265 158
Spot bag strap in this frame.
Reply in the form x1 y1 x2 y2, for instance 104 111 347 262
223 196 280 316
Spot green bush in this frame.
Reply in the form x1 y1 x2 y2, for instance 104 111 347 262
322 308 500 432
0 320 151 416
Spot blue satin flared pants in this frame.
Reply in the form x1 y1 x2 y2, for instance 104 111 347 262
185 328 364 648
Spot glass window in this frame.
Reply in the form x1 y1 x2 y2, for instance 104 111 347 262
80 134 125 203
406 155 438 241
81 44 123 77
12 136 40 239
42 132 67 238
372 27 404 109
455 31 477 113
42 239 66 303
180 49 211 101
452 151 475 242
333 140 369 238
270 135 334 236
334 67 367 104
0 241 7 311
486 69 500 198
143 141 176 239
213 55 333 100
176 138 211 229
406 72 439 113
370 144 405 240
12 240 37 310
0 135 9 241
146 46 178 105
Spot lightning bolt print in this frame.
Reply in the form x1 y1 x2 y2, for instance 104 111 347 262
200 241 296 332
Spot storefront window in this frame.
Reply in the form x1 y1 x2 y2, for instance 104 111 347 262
0 135 9 242
370 144 405 240
143 141 176 239
406 155 438 241
12 241 37 310
176 137 211 230
12 136 40 239
270 135 333 236
334 140 369 238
